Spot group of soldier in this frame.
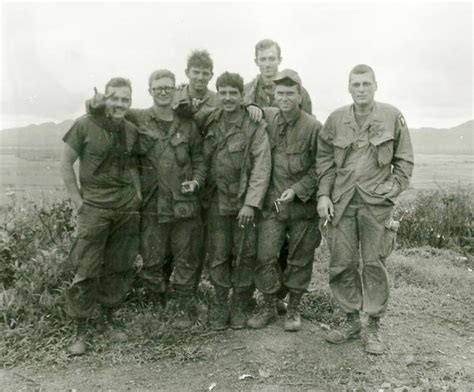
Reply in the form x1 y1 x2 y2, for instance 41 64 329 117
60 39 414 357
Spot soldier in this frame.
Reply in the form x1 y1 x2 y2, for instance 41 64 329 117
248 69 322 332
174 50 221 119
317 64 414 354
132 69 206 327
199 72 271 330
60 77 142 355
244 39 312 114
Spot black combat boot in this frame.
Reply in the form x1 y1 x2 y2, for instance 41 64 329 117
230 290 248 330
173 286 195 329
284 291 303 332
210 286 230 331
325 311 361 344
365 316 385 355
247 293 277 329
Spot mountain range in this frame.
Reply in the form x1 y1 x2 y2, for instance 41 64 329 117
1 119 473 155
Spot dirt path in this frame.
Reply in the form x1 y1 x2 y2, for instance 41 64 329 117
2 296 473 391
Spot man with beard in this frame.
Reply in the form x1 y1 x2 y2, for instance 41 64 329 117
317 64 414 354
61 77 141 355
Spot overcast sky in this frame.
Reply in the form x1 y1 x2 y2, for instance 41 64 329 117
1 1 472 129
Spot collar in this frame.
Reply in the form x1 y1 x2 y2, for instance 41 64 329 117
277 108 302 127
342 102 383 131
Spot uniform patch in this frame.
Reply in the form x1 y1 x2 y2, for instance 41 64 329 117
398 114 406 127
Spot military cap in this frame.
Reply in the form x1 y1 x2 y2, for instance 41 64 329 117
273 69 302 85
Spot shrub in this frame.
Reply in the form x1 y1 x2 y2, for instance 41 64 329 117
394 186 473 252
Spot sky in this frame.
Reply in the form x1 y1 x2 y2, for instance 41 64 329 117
0 1 472 129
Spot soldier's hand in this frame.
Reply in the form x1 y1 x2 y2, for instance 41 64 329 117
247 105 263 123
181 180 198 194
278 188 296 203
237 205 255 227
317 196 334 220
88 87 115 110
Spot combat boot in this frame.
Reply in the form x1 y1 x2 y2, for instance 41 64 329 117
247 294 277 329
276 286 288 315
325 312 361 344
172 286 195 329
365 316 385 355
104 307 128 342
230 290 247 330
243 288 257 313
210 287 229 331
67 318 87 356
284 291 303 332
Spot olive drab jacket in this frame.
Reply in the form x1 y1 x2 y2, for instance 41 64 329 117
262 107 322 220
200 107 271 215
130 108 206 222
316 101 414 225
243 75 313 115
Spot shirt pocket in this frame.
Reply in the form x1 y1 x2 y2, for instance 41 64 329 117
287 142 311 175
227 135 246 170
169 134 190 166
370 134 394 167
332 139 351 168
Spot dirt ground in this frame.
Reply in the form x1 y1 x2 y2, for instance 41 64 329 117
1 248 473 392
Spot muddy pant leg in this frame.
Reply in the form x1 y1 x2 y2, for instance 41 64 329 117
231 220 257 291
328 205 362 313
208 205 233 289
66 205 111 319
359 205 392 317
255 217 286 294
283 219 321 293
98 209 139 308
171 218 201 290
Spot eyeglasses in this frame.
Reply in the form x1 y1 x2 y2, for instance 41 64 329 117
151 86 175 94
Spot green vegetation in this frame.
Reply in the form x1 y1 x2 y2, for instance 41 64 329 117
394 186 473 252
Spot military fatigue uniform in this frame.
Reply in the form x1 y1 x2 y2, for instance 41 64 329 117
127 108 205 299
174 86 221 123
255 108 322 295
317 102 414 316
243 75 313 114
63 115 141 319
202 108 271 291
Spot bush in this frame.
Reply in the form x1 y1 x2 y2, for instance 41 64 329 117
394 186 473 252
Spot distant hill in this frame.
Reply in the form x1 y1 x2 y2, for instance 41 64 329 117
0 120 74 150
1 118 473 155
410 120 473 155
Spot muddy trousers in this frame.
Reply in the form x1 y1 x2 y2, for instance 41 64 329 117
207 205 256 290
140 215 201 294
66 203 139 319
255 216 321 294
328 196 393 317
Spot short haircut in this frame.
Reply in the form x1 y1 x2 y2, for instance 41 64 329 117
215 72 244 94
274 78 301 93
105 77 132 94
349 64 376 83
148 69 176 86
186 50 213 72
255 39 281 59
